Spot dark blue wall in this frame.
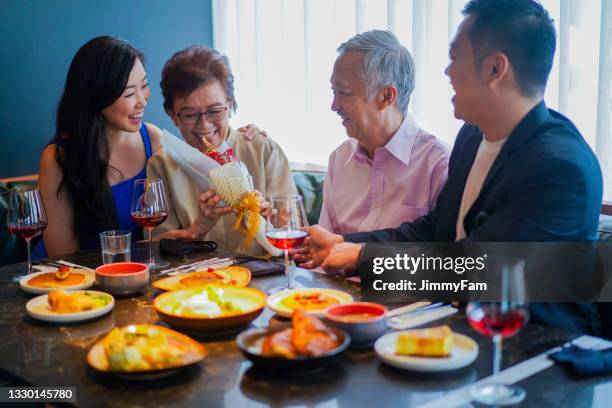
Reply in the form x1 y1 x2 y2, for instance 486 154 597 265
0 0 213 178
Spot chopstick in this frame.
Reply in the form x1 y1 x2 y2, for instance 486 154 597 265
159 258 222 274
56 260 95 272
387 301 431 317
159 261 233 277
157 257 233 276
388 302 445 323
33 260 64 268
387 305 457 330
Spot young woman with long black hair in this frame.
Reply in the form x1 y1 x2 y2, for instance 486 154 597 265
35 36 164 257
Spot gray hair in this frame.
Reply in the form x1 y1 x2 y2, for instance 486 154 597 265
337 30 415 114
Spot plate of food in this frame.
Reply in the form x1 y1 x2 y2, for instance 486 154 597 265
26 290 114 323
266 288 353 318
20 266 95 294
374 325 478 372
87 324 206 379
154 285 266 331
153 266 251 291
237 310 350 370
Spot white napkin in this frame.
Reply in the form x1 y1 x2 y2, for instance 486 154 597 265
572 335 612 350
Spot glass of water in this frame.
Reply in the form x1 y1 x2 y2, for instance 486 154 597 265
100 230 131 264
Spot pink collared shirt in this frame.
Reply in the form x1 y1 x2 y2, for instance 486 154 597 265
319 115 450 235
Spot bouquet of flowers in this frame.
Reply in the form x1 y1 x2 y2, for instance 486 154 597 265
160 131 280 255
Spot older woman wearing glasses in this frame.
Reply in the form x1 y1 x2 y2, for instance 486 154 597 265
147 46 296 255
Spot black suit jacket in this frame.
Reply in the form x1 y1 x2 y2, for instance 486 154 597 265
345 102 604 334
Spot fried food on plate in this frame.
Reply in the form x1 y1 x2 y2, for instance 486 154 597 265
396 325 454 357
262 310 339 359
47 290 110 313
281 292 340 311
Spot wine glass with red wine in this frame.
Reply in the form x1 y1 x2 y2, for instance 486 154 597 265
131 179 169 269
7 186 48 282
266 194 309 293
467 259 529 406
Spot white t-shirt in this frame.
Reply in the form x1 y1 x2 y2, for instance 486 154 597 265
455 136 507 240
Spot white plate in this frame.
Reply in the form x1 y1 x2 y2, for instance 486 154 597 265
26 290 114 323
375 331 478 372
267 288 353 318
20 269 95 294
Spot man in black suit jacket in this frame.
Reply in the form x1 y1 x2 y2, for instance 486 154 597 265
302 0 603 334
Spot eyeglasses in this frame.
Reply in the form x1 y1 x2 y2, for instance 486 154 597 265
176 107 228 124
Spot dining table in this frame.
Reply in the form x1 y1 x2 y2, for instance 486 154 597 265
0 243 611 408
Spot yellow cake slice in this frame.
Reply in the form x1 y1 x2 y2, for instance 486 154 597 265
396 325 453 357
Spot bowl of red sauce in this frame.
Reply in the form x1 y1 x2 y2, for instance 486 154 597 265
95 262 149 295
324 302 388 347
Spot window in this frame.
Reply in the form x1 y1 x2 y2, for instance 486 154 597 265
213 0 612 199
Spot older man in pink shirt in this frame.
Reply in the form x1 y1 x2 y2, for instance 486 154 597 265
319 30 449 235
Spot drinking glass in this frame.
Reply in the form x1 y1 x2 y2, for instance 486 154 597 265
130 179 169 269
7 186 47 282
467 259 530 406
100 230 131 264
265 194 309 293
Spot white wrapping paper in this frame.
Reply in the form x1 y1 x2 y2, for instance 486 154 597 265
159 130 281 256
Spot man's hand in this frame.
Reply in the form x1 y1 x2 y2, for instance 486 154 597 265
291 244 312 266
293 225 343 268
237 124 268 141
321 242 362 277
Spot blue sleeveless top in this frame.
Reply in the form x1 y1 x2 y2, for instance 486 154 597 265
110 124 153 243
32 124 153 259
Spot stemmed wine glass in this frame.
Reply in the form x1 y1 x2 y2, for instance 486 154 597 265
131 179 169 269
7 186 48 282
466 259 530 406
265 194 309 294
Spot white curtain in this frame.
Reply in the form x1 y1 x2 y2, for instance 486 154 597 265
213 0 612 200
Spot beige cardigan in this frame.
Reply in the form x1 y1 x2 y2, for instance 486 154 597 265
147 128 297 256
